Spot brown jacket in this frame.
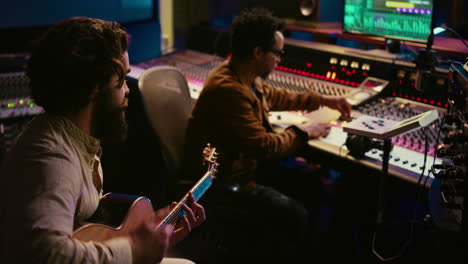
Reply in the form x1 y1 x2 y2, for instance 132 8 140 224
183 60 322 188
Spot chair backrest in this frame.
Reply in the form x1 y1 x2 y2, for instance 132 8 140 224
138 66 192 180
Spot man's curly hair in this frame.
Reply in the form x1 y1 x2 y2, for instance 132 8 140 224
26 17 128 114
231 8 285 59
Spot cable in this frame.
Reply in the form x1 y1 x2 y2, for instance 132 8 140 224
439 59 464 67
441 24 468 48
372 127 433 262
432 114 445 168
416 128 430 211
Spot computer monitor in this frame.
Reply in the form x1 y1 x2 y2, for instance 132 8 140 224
343 0 434 43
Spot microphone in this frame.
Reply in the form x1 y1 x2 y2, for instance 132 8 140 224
414 68 425 93
413 30 438 92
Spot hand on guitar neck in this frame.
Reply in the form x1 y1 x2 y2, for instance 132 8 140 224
129 192 205 264
73 144 217 264
166 192 206 247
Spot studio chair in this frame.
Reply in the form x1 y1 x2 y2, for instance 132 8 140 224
138 66 193 202
138 66 232 263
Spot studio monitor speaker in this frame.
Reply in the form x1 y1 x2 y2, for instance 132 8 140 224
238 0 318 23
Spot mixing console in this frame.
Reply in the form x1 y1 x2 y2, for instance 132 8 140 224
0 37 450 183
132 49 360 101
356 97 444 155
132 50 224 100
282 39 450 107
267 69 353 96
0 71 42 160
0 72 42 118
268 98 445 183
321 98 444 182
130 47 447 184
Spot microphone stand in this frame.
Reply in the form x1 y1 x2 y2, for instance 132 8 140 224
372 136 416 262
376 139 392 225
372 137 400 262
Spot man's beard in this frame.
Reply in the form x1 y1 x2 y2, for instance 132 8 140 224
93 90 128 144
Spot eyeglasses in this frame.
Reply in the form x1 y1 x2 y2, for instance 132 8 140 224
269 48 284 58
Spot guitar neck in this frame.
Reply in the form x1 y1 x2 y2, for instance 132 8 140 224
157 170 213 229
189 171 213 202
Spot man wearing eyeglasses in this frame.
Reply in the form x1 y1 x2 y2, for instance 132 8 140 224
184 7 351 263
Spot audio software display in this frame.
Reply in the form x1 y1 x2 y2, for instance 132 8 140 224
343 0 434 43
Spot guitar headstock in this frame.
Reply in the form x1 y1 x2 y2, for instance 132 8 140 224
202 143 218 178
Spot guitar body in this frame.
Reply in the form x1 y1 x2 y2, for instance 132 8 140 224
73 144 218 243
73 193 155 242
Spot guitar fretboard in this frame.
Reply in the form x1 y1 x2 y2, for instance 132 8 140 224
158 171 214 228
192 174 212 202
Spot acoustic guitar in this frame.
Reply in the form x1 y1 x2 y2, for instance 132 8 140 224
73 144 218 242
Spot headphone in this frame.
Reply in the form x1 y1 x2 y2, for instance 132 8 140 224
345 134 384 158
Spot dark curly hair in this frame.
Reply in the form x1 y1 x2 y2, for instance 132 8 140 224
231 8 285 59
26 17 128 114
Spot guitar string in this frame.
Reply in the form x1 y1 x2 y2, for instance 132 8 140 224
165 172 211 227
157 196 188 229
162 164 216 228
157 166 215 229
